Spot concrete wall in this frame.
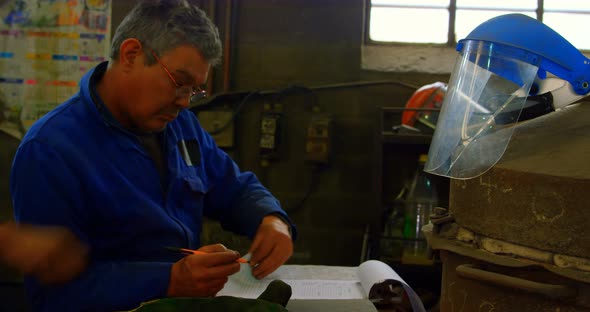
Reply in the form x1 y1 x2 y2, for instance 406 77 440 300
0 0 451 266
191 0 450 265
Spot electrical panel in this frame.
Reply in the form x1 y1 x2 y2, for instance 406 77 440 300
259 112 282 160
305 114 332 164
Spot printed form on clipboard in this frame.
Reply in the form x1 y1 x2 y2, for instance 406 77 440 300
217 257 426 312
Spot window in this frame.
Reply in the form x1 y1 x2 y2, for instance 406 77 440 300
363 0 590 73
369 0 450 44
367 0 590 50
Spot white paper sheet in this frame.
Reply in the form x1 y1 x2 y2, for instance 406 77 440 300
216 254 426 311
358 260 426 312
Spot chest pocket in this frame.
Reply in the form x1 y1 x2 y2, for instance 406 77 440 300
174 155 208 229
176 138 208 195
178 139 201 167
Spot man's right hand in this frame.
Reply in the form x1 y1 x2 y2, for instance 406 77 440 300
166 244 241 297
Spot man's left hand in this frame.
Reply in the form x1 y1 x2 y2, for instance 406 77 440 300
248 215 293 279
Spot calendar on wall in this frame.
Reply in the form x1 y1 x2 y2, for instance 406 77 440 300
0 0 111 139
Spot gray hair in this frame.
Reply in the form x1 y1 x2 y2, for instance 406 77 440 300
110 0 222 66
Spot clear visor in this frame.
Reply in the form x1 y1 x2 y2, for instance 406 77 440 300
425 40 539 179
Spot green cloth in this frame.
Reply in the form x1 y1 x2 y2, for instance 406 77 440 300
127 280 292 312
127 296 287 312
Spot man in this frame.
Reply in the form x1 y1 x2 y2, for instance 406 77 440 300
0 222 88 284
10 0 296 311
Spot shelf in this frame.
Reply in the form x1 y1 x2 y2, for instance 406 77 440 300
371 106 445 306
381 131 433 145
371 106 447 266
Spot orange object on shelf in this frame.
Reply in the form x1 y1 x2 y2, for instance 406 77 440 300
401 82 447 131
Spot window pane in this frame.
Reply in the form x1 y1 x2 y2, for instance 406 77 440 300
544 13 590 50
545 0 590 12
457 0 536 10
372 0 449 8
369 8 448 43
455 10 535 41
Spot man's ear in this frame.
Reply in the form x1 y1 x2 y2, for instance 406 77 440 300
118 38 143 71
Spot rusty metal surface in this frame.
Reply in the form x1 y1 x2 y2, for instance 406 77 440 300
425 224 590 284
439 251 590 312
497 103 590 178
450 103 590 259
450 169 590 258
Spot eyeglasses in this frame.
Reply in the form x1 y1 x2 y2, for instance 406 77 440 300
149 48 207 102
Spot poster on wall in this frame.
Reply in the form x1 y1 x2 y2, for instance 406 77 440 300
0 0 111 139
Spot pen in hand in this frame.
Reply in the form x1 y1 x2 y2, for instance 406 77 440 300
164 246 251 264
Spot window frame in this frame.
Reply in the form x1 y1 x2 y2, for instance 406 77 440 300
362 0 590 46
361 0 590 73
363 0 458 47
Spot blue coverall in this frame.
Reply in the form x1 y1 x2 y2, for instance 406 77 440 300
10 62 296 311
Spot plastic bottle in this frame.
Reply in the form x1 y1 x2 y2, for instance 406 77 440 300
380 197 406 261
402 154 437 264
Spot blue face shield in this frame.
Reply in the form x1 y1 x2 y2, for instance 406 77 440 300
425 40 539 179
425 14 590 179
